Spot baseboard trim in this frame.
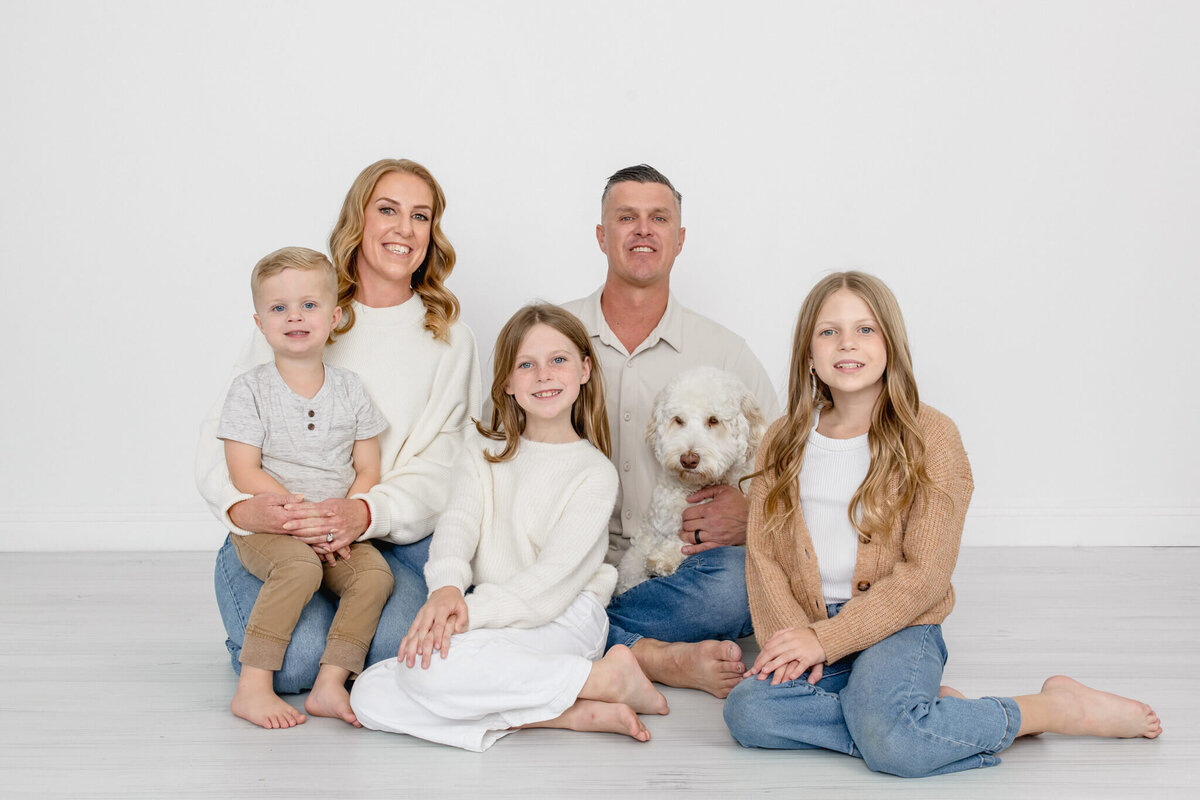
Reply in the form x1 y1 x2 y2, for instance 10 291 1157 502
0 507 1196 551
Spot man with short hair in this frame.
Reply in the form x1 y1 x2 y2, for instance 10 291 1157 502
561 164 780 698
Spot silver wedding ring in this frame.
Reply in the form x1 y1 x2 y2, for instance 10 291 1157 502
326 532 334 543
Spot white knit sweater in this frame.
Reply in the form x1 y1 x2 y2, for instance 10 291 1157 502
425 432 619 630
196 296 482 544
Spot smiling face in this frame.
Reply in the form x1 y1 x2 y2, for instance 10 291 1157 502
355 170 435 303
810 288 888 406
253 268 342 361
505 323 592 443
595 181 686 289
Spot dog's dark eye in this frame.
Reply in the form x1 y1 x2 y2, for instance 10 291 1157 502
707 416 720 427
672 416 685 426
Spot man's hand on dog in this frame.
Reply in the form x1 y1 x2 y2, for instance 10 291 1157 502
679 484 748 554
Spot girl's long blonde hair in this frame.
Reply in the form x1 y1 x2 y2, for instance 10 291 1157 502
758 271 933 542
328 158 460 342
479 304 611 463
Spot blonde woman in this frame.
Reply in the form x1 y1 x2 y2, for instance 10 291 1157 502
198 159 482 715
723 271 1160 777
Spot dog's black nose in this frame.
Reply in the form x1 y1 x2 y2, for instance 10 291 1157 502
680 451 700 470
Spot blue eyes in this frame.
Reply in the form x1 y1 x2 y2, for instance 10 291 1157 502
818 327 876 337
303 302 317 310
377 206 430 222
271 304 285 313
516 356 569 369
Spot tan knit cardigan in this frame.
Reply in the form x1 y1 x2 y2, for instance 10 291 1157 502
746 404 973 664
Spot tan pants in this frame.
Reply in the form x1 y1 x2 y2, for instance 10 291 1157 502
230 533 393 676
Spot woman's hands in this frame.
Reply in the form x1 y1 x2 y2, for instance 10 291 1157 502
230 495 370 565
746 626 827 686
399 587 469 669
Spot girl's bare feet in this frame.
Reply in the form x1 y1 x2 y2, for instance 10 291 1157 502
583 645 669 715
632 638 745 698
939 685 965 699
304 666 361 727
1034 676 1162 739
231 667 306 729
525 700 651 742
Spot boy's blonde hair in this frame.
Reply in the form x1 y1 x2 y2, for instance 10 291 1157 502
755 271 934 544
251 246 338 305
478 304 611 463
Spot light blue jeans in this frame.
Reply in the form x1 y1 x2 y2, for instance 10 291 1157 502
606 545 753 651
214 534 430 693
724 605 1021 778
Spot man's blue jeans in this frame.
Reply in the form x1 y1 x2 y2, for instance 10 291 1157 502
724 606 1021 778
214 534 430 693
606 545 753 651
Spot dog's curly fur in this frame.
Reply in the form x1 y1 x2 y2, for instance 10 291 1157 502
615 366 767 594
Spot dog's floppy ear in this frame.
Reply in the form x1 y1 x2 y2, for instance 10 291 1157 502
740 391 767 461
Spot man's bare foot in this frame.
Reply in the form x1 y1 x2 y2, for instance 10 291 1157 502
524 700 651 742
581 645 668 715
1035 676 1162 739
304 681 360 729
939 685 966 699
632 638 745 698
231 668 306 729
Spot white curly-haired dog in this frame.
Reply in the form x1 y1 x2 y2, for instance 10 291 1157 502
616 366 767 594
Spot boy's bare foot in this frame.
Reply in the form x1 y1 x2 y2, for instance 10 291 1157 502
581 645 669 715
1035 676 1162 739
305 666 361 727
305 682 361 727
524 700 651 742
231 668 306 729
632 638 744 698
939 685 966 699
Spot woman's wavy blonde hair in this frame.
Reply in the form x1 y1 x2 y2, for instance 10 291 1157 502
328 158 460 341
478 304 611 463
757 271 934 543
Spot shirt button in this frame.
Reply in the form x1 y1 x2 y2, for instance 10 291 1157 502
623 412 631 422
856 581 871 592
622 461 631 472
307 423 315 431
625 510 632 520
625 361 634 369
308 410 315 418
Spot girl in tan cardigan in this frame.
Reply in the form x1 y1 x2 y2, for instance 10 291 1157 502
723 272 1160 777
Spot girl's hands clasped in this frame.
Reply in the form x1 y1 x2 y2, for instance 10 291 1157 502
746 625 828 686
400 587 469 669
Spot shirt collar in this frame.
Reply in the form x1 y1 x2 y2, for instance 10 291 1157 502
582 286 684 356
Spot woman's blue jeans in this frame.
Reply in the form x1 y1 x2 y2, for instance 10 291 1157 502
606 545 754 651
214 534 430 693
724 606 1021 778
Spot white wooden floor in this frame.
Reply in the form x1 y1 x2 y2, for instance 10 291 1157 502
0 547 1195 799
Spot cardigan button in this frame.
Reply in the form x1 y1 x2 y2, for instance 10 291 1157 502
856 581 871 592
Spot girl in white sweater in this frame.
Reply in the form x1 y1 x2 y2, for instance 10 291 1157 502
350 304 669 750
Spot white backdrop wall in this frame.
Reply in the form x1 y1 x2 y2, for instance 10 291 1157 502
1 1 1196 551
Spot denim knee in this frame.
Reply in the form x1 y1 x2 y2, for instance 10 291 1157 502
723 678 766 747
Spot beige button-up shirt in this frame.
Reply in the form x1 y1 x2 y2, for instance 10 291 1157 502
561 288 781 562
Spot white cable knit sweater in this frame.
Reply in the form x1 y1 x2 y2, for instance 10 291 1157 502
425 432 619 630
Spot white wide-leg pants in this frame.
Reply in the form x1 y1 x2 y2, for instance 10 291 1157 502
350 592 608 751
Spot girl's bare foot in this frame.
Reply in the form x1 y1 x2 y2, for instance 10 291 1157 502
525 700 651 742
939 685 966 699
583 645 669 715
632 638 745 698
305 667 361 727
1037 676 1162 739
231 668 306 729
